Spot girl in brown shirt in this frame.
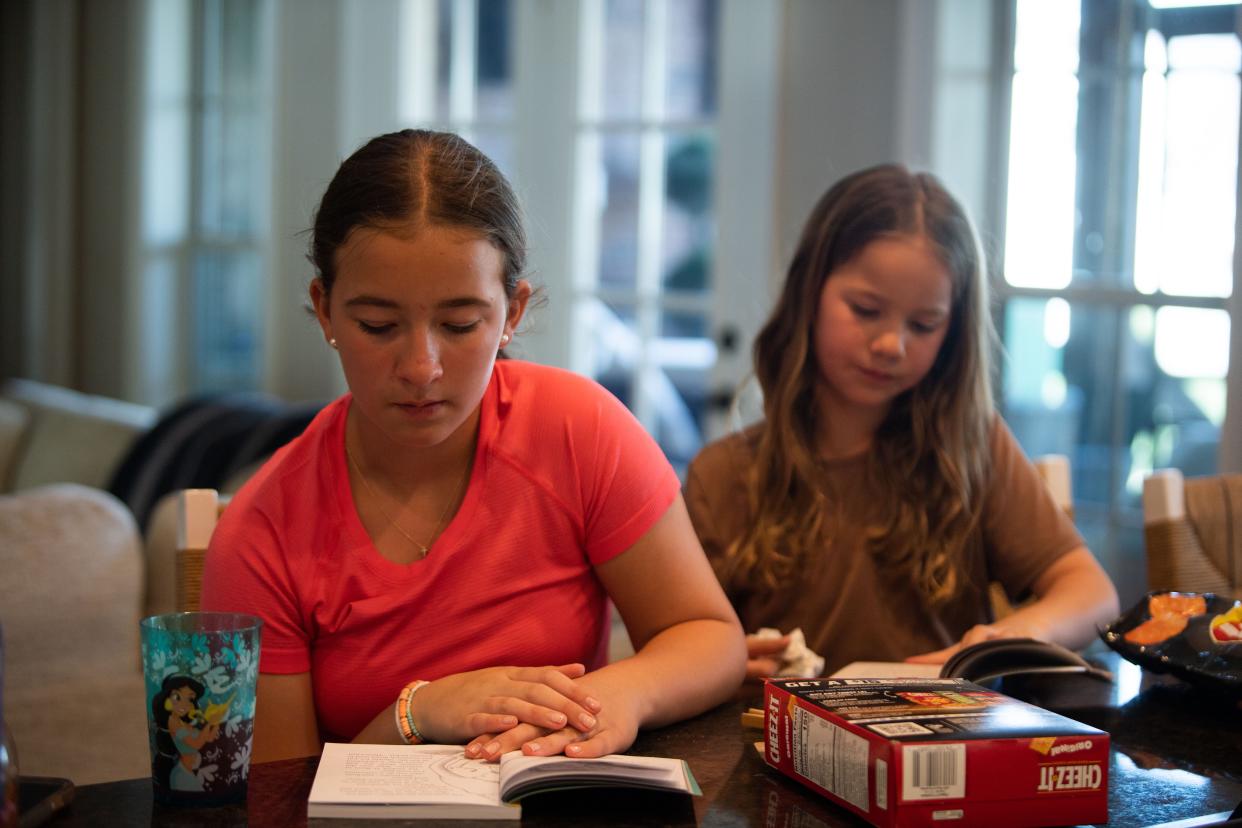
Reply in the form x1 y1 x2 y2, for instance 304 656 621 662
685 165 1119 681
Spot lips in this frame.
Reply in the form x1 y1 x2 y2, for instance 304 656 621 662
858 367 896 383
394 400 446 418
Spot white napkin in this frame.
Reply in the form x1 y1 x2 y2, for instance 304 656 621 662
754 626 825 677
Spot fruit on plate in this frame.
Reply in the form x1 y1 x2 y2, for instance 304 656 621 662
1148 592 1207 618
1121 592 1209 646
1209 604 1242 644
1125 613 1190 645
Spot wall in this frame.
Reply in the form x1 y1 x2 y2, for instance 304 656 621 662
773 0 903 268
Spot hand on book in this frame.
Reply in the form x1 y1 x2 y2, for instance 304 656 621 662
905 622 1044 665
464 673 639 763
412 663 604 746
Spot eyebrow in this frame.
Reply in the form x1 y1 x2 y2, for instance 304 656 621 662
342 295 493 311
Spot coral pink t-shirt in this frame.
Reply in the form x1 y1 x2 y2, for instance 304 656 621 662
201 361 679 741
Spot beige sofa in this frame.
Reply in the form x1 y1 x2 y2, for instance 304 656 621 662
0 381 157 783
0 380 261 784
0 379 156 496
1 484 151 784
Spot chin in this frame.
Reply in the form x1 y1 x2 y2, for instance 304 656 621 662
843 388 897 408
394 423 460 449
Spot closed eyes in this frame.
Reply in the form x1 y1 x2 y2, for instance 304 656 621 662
357 321 395 336
355 320 482 336
848 304 943 335
909 319 943 335
848 303 879 319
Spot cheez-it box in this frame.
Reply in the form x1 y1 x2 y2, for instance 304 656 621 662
763 677 1108 828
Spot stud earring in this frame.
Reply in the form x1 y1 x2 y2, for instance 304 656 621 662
500 334 510 346
328 338 338 350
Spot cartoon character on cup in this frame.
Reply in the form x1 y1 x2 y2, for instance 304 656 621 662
152 675 223 792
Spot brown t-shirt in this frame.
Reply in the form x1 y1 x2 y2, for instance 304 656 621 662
683 417 1084 675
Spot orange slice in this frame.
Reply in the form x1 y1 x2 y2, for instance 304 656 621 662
1148 593 1207 618
1124 614 1189 645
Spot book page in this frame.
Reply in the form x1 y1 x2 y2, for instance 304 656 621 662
830 662 942 679
309 743 501 807
498 753 693 799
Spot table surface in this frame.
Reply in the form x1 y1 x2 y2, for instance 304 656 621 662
46 650 1242 827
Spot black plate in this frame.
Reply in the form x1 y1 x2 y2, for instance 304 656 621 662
1099 591 1242 697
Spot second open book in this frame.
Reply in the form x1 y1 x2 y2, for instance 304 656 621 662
831 638 1111 684
307 742 701 820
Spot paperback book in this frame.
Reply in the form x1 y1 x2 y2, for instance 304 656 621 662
830 638 1112 684
307 743 700 820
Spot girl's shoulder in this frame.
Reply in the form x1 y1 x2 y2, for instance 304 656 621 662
984 413 1022 467
488 360 673 483
493 360 623 418
687 423 763 485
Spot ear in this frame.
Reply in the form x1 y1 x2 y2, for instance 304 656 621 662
310 279 334 343
502 280 533 343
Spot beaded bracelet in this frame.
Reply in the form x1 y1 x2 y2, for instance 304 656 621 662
393 696 413 744
395 680 430 744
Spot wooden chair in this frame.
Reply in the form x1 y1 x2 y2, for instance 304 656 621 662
990 454 1073 620
176 488 227 611
1143 468 1241 599
1034 454 1073 518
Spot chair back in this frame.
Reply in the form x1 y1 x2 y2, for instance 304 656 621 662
1034 454 1073 520
1143 469 1241 599
176 489 226 611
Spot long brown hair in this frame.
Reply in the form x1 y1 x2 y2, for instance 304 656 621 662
728 164 996 606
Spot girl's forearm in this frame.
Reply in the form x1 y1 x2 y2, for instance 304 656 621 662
353 702 405 746
1008 593 1116 650
587 618 746 729
1003 553 1120 650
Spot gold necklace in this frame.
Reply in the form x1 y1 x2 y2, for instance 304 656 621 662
345 443 470 558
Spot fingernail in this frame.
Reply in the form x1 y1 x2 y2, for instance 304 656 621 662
466 743 480 756
484 741 500 756
585 697 602 712
579 713 596 729
566 744 581 755
549 712 567 726
526 742 541 753
501 715 517 726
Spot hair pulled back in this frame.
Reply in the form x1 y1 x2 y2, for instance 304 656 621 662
310 129 526 299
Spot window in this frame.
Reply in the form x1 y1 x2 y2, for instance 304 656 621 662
571 0 720 472
142 0 270 400
398 0 515 173
998 0 1238 601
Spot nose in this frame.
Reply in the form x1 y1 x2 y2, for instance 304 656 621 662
871 327 906 362
396 328 443 386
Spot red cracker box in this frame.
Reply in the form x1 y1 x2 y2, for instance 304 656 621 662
763 677 1108 828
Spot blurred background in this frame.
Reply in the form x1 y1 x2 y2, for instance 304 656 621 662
2 0 1239 607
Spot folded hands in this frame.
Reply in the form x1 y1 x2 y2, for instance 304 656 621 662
411 663 639 762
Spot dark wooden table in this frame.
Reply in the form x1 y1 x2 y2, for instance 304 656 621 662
46 651 1242 827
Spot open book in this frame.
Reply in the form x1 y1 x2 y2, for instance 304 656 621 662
830 638 1112 684
307 743 701 820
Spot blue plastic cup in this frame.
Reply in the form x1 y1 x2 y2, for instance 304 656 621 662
140 612 262 806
